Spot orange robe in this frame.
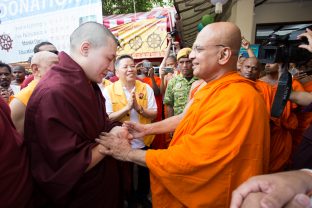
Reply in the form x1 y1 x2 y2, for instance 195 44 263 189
255 80 274 115
291 80 308 154
143 76 167 149
146 72 270 207
269 79 303 172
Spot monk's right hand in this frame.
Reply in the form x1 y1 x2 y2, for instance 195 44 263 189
123 121 147 139
230 170 312 208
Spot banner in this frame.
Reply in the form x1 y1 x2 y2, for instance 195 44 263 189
112 18 168 59
0 0 103 63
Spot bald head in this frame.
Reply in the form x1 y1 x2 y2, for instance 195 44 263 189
201 22 241 52
240 57 261 81
190 22 242 82
31 51 59 79
70 22 118 52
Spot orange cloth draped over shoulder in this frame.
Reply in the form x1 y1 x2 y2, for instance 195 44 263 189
255 80 274 115
146 72 270 208
269 79 304 172
292 79 309 154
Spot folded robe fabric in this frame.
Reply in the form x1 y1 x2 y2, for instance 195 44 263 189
146 72 270 207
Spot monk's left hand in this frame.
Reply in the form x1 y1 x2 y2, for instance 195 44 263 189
96 132 132 161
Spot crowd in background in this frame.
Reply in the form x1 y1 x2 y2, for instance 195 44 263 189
1 21 312 208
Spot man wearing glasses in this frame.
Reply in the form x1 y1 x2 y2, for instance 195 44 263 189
96 22 270 207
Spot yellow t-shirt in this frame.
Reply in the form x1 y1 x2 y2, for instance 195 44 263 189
14 80 39 106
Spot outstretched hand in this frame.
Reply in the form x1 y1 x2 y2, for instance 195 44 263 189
123 121 148 139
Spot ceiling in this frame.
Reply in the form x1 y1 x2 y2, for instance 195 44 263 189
173 0 233 47
173 0 311 47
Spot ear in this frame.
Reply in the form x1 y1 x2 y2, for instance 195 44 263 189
80 41 91 57
31 64 39 76
218 48 232 65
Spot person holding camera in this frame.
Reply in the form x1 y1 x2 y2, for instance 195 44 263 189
230 28 312 208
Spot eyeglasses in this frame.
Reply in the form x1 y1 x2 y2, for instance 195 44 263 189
192 44 239 56
192 44 226 53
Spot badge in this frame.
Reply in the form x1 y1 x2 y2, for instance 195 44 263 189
139 93 144 99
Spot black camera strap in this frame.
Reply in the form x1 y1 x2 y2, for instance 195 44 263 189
271 71 292 118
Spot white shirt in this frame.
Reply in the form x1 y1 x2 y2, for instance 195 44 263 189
102 83 157 149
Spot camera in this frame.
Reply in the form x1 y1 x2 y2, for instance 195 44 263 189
153 67 159 75
142 61 153 68
164 67 174 74
258 28 312 64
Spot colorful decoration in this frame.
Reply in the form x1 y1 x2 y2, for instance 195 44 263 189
197 23 204 32
201 15 214 26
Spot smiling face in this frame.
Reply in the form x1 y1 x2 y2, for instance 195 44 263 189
189 34 222 80
116 57 137 84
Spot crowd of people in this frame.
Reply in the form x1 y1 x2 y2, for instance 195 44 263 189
1 21 312 208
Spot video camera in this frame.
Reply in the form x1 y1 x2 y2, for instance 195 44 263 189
258 28 312 64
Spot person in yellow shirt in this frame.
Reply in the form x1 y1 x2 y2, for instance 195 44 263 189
9 51 59 135
96 22 270 207
102 54 157 207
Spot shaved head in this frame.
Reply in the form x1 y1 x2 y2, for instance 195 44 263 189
31 51 59 79
240 57 261 81
190 22 242 82
200 22 241 54
70 21 118 52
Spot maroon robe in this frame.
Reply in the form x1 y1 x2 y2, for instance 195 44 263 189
24 52 122 207
0 97 33 207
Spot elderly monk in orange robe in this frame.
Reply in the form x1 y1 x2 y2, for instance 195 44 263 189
10 51 59 135
96 22 270 207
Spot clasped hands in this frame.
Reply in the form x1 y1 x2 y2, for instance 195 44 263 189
95 121 147 161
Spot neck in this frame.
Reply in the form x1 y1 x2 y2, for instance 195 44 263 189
266 71 279 81
121 80 135 91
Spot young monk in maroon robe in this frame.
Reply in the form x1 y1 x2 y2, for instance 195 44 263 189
0 97 33 207
24 22 128 208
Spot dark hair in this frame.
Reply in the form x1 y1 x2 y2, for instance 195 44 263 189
0 62 12 73
167 55 177 63
115 54 134 69
33 41 54 53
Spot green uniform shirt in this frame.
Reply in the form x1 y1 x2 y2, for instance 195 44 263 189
163 75 197 115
